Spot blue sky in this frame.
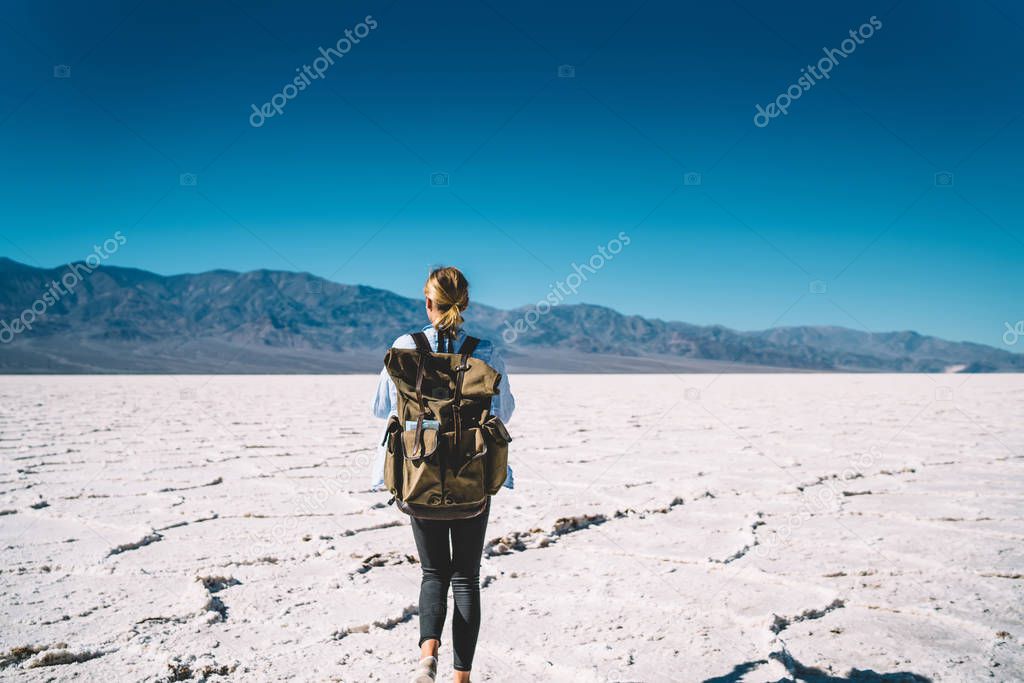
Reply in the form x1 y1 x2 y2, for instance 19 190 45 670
1 1 1022 349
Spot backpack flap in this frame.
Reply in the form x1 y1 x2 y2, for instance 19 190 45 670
402 424 439 461
483 415 512 444
459 365 501 399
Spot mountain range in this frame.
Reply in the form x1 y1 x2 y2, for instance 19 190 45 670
0 257 1020 373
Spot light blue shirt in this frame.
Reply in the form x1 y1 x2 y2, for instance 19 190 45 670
370 325 516 490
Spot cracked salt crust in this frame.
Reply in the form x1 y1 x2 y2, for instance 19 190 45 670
0 374 1021 681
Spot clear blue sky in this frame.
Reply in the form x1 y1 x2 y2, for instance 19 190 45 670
1 1 1022 349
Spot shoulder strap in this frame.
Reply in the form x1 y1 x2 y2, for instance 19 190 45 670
457 336 479 357
411 331 431 353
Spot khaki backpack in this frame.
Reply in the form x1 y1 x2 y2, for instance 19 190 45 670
382 331 511 518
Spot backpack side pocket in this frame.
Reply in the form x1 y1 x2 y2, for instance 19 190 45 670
481 416 511 494
444 427 489 505
382 415 403 496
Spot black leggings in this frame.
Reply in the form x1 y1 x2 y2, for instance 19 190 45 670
410 505 490 672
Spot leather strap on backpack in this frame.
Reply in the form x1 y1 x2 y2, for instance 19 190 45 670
438 330 454 354
411 332 430 457
450 336 478 458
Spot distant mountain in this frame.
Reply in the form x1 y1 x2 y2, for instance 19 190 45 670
0 257 1020 373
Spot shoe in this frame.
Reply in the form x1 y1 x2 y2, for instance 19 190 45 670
410 655 437 683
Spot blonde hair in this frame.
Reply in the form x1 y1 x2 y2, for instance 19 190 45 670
424 266 469 334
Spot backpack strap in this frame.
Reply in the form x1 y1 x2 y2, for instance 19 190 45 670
438 330 453 354
457 336 479 357
411 331 432 353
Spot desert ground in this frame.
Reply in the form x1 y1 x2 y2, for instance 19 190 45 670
1 374 1021 682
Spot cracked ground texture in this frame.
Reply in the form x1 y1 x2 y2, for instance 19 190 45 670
1 374 1021 682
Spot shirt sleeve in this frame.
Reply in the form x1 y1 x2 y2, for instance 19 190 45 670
488 346 516 424
371 366 395 418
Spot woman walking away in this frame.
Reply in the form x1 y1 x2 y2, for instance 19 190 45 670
371 266 515 683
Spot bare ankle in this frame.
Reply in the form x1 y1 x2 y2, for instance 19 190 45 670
420 638 439 659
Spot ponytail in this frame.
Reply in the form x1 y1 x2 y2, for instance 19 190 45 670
424 266 469 335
